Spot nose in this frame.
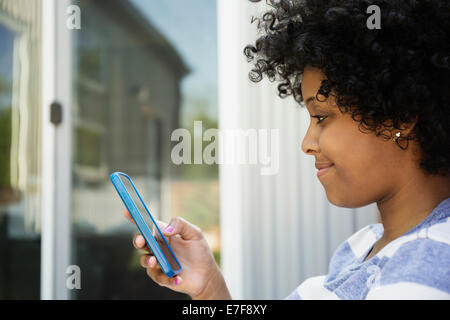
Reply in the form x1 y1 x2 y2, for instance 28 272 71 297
301 124 320 156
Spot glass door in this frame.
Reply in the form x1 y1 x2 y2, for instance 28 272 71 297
0 0 219 300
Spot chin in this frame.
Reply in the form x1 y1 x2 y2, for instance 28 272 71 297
324 189 369 209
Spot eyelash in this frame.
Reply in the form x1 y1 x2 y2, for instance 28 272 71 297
311 115 327 124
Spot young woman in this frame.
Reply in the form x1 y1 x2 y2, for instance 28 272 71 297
125 0 450 299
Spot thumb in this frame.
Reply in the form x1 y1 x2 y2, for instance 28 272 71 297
161 216 203 241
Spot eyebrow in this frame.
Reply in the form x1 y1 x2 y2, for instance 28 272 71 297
305 96 316 105
304 96 324 109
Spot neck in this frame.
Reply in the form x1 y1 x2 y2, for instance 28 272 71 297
376 170 450 243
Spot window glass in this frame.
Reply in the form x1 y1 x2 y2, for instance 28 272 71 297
71 0 218 299
0 1 42 299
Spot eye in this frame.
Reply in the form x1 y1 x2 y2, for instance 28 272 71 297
311 115 327 124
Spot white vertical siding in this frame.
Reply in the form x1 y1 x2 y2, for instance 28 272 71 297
217 0 245 299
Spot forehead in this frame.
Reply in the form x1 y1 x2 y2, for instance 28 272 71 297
301 66 327 96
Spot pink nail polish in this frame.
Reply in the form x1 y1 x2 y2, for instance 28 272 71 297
164 226 174 233
174 277 179 285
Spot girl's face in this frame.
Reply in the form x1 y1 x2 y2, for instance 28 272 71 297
301 66 419 208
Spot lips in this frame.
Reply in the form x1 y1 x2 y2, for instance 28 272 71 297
315 162 334 170
315 162 334 178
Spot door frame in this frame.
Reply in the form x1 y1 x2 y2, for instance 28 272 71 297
41 0 73 300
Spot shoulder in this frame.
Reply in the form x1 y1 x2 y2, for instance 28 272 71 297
380 220 450 285
368 220 450 299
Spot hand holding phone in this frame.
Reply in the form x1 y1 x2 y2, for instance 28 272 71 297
114 172 231 298
126 211 231 299
111 172 182 277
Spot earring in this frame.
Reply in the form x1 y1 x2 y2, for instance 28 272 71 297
393 132 401 142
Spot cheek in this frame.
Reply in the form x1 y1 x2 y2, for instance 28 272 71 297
320 126 397 207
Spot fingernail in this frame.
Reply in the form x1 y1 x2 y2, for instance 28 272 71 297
164 226 174 233
147 257 152 266
174 277 179 285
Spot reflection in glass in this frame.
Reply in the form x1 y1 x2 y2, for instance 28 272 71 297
71 0 193 299
131 0 221 266
0 1 42 299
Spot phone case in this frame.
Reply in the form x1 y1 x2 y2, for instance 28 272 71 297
110 172 182 277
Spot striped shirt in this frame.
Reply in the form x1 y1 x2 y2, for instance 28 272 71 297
286 197 450 299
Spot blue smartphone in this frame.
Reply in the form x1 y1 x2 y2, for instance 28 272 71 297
110 172 182 277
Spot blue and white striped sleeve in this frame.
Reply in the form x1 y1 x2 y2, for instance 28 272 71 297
366 224 450 299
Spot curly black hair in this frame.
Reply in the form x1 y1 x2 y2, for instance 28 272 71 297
244 0 450 177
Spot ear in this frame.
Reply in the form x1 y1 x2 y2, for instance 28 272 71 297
399 115 419 138
390 116 419 150
374 116 419 148
380 115 418 137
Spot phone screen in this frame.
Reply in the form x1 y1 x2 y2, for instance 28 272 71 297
118 175 181 272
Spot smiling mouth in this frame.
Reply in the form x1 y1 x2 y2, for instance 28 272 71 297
317 164 334 178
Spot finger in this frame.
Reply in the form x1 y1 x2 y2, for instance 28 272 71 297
123 208 135 225
140 255 158 269
160 216 203 241
154 220 168 234
152 220 167 239
146 267 170 287
172 275 183 286
146 267 182 288
133 234 152 253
